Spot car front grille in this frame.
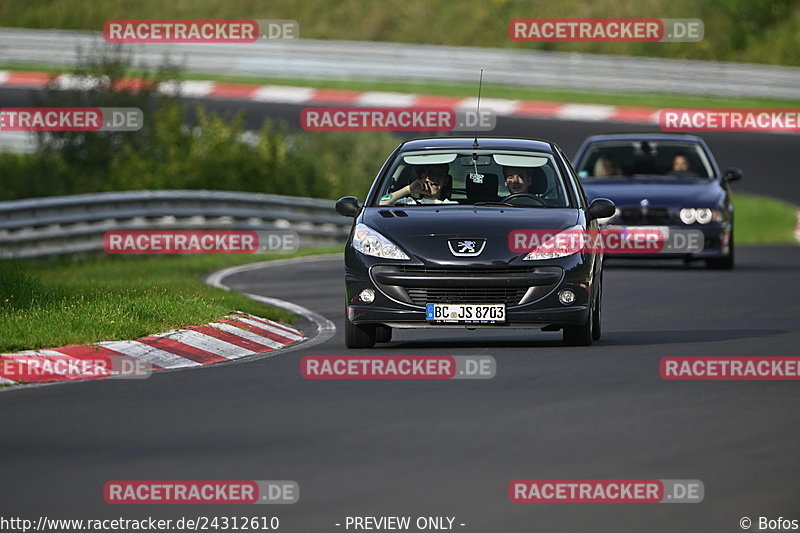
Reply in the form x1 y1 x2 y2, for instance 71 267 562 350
620 207 671 225
371 266 563 307
405 286 529 306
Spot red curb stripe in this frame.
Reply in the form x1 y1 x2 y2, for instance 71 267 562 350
413 95 464 108
207 82 261 99
4 71 53 87
309 88 361 104
111 78 155 91
0 355 69 382
514 101 563 117
188 325 275 352
54 344 164 371
220 319 297 344
137 336 227 365
609 106 659 123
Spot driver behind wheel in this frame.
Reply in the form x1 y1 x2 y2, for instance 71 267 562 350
502 166 547 195
380 163 454 205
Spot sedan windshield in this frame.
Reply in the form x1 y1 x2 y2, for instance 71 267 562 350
575 140 713 179
373 150 571 208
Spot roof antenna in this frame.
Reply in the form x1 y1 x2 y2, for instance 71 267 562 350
473 69 483 148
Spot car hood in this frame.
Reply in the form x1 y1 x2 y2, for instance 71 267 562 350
581 178 724 207
361 206 579 265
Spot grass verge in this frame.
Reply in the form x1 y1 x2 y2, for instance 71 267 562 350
0 247 340 352
734 193 798 244
2 63 800 110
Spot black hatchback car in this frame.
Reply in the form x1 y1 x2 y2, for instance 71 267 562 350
573 133 742 269
335 137 615 348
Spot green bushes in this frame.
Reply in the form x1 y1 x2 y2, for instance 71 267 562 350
0 50 400 202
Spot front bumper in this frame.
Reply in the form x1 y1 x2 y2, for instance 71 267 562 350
602 223 731 259
344 249 595 328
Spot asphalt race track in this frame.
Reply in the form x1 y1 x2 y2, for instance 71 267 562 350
1 87 799 532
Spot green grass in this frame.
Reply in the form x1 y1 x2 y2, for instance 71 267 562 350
734 193 797 244
3 62 799 111
1 0 799 66
0 247 340 352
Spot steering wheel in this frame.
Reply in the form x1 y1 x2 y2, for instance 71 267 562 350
501 193 547 206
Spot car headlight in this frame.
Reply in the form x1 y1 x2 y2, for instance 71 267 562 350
680 208 724 224
352 223 410 260
523 224 582 260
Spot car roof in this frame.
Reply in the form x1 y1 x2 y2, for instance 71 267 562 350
581 132 705 143
398 137 555 153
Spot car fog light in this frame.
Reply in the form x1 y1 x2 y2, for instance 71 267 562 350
558 290 576 305
359 289 375 304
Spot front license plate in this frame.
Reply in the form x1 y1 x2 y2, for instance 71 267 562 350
612 225 670 239
425 303 506 323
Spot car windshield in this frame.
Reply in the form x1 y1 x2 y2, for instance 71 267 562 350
575 140 713 179
372 149 571 208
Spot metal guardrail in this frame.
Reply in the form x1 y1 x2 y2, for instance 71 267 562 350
0 190 351 258
1 27 800 100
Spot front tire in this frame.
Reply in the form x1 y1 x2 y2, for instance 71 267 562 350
375 325 392 343
563 306 593 346
345 315 376 348
592 277 602 341
705 233 735 270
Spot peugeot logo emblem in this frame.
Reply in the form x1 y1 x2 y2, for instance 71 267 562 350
447 239 486 257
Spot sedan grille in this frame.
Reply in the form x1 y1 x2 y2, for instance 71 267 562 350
620 207 670 225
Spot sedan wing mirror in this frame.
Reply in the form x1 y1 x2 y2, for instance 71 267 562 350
587 198 616 221
723 167 743 182
335 196 361 217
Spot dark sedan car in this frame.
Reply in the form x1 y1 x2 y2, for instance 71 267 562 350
335 137 615 348
573 133 742 269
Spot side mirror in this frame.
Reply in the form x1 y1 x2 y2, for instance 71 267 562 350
723 167 743 182
587 198 616 221
335 196 361 217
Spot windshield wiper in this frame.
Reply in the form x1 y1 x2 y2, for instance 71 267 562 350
473 202 527 208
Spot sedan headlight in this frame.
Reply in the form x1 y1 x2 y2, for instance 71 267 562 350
680 208 724 224
523 224 583 260
352 223 410 260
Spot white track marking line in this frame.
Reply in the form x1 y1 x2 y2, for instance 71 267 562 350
207 322 284 349
556 104 615 121
96 341 201 368
252 85 316 103
232 316 305 341
153 329 256 359
356 91 417 107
